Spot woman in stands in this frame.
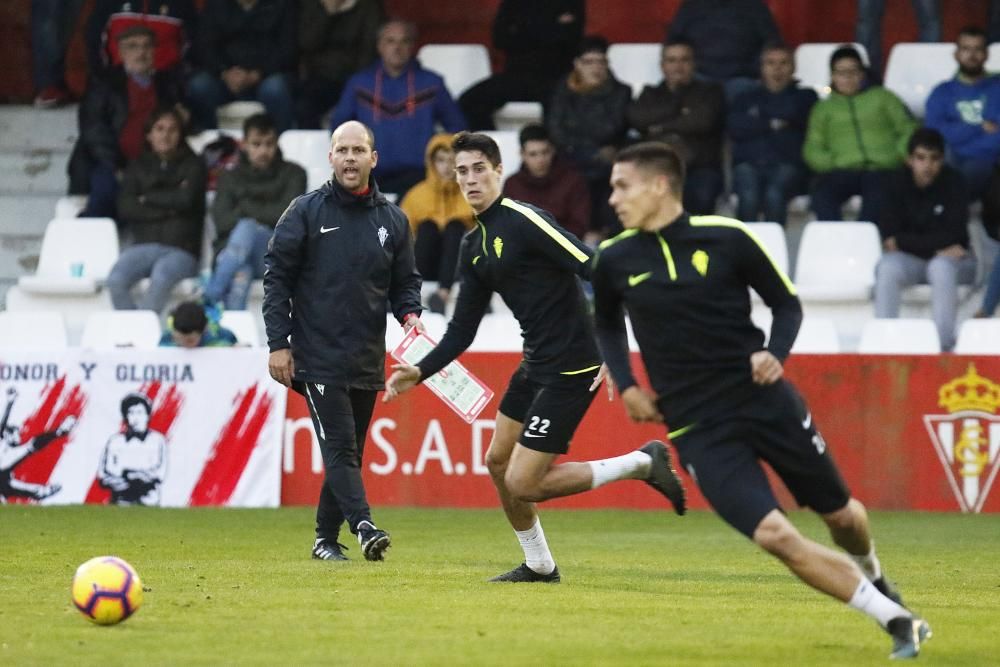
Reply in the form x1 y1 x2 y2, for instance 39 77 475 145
106 107 205 314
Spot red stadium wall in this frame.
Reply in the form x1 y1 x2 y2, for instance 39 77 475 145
0 0 993 103
282 354 1000 514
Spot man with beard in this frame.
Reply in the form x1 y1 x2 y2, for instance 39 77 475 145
99 392 167 505
925 26 1000 200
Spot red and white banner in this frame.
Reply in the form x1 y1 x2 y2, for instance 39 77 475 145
0 349 285 507
281 353 1000 513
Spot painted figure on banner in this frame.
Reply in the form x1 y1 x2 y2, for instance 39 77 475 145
98 392 168 505
0 387 76 503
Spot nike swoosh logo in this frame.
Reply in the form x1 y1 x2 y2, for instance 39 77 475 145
320 226 340 234
523 433 546 438
802 412 812 430
628 272 653 287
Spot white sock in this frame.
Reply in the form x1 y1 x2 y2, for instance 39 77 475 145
848 579 908 627
588 450 652 489
849 542 883 581
515 518 555 575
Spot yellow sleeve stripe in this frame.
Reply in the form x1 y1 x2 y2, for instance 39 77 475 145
598 228 639 250
501 198 590 263
689 215 797 296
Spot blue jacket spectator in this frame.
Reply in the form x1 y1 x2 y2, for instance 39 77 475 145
924 27 1000 199
160 301 238 347
331 20 466 197
727 45 817 224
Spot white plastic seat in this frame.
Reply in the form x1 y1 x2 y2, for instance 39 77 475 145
278 129 331 175
219 311 262 347
954 319 1000 354
80 311 163 349
54 195 86 219
792 318 841 353
746 222 789 275
858 318 941 354
306 165 330 192
217 101 266 131
416 44 491 98
883 42 955 117
469 313 523 351
186 128 242 155
3 286 112 346
794 222 881 301
608 43 662 97
482 130 521 185
493 101 544 132
18 217 120 295
0 311 69 349
794 42 869 98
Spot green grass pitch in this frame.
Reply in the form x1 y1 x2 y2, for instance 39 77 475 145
1 506 996 666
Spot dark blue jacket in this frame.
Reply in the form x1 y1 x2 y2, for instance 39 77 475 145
727 81 817 166
263 177 422 389
925 75 1000 162
331 60 467 175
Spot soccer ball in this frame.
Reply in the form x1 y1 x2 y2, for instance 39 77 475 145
71 556 143 625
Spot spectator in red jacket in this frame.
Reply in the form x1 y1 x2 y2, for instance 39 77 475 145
503 124 593 244
86 0 198 76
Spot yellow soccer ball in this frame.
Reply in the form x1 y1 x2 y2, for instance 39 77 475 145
71 556 143 625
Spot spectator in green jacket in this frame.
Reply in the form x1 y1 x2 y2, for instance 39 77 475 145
204 113 307 311
803 45 916 222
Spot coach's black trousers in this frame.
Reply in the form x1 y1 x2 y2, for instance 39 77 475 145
296 382 377 540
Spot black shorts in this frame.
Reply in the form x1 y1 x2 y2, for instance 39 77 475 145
497 364 599 454
670 380 851 538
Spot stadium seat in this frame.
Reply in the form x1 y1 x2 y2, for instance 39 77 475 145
493 101 544 132
482 130 521 184
794 221 882 350
416 44 491 99
792 317 841 353
4 286 112 346
746 222 789 275
278 130 331 175
217 101 266 131
470 313 522 351
18 217 120 295
608 43 662 97
80 310 163 349
54 195 86 219
883 42 955 117
306 165 330 192
857 318 941 354
187 128 242 155
794 42 869 98
0 311 69 349
220 310 262 347
954 318 1000 354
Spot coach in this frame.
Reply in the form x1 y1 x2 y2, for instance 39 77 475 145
263 120 423 563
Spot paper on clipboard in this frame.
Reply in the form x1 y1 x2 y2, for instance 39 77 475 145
390 328 495 423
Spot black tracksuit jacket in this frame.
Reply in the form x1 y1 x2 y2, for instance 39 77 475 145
263 177 422 389
592 213 802 432
417 196 600 382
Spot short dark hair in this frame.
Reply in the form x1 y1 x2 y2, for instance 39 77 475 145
243 112 277 137
120 392 152 419
452 131 502 167
518 124 551 148
761 41 792 59
907 127 945 155
143 107 186 141
958 25 988 44
662 38 695 53
830 44 865 70
577 34 609 57
614 142 685 196
170 301 208 335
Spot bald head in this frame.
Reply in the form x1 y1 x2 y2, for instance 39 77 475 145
331 121 375 149
329 121 378 192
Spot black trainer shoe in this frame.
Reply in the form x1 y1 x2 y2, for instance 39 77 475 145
886 615 932 660
488 563 561 583
874 575 904 605
640 440 687 515
356 520 391 561
312 538 348 561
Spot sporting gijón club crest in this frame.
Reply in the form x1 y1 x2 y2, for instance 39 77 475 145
923 364 1000 513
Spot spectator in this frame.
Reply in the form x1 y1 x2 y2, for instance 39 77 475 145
459 0 584 131
68 25 187 219
803 45 916 223
873 128 975 351
399 134 475 314
31 0 85 107
187 0 296 132
331 19 466 197
975 167 1000 318
665 0 780 101
503 124 591 243
547 35 631 238
85 0 198 77
856 0 941 81
160 301 238 347
924 27 1000 201
107 107 205 313
204 113 307 311
728 44 817 225
297 0 384 129
628 40 725 215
